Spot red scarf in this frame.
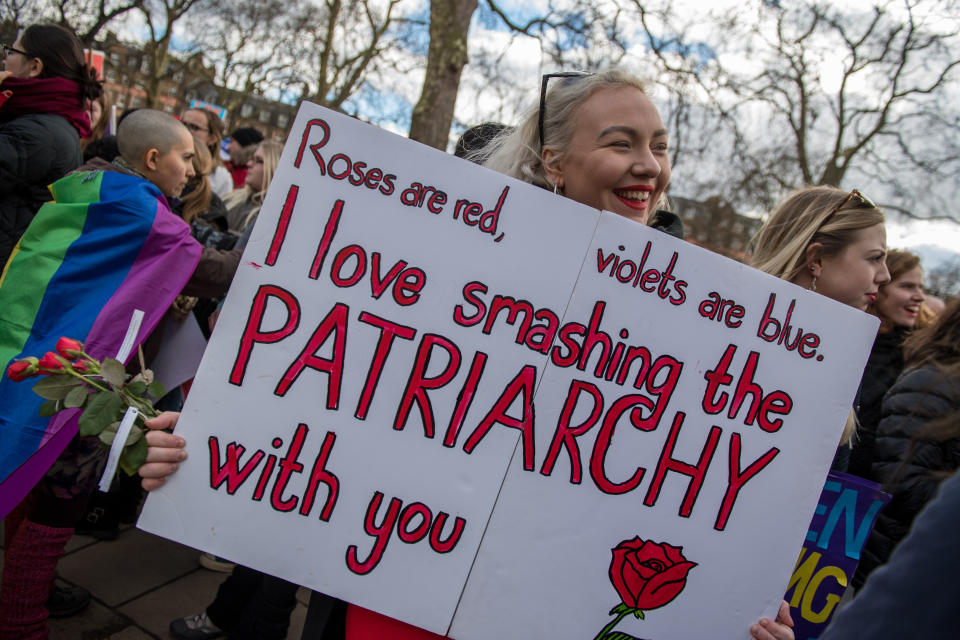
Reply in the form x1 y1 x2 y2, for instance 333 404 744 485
0 76 91 139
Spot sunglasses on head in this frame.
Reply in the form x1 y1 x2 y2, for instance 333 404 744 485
819 189 876 229
538 71 593 154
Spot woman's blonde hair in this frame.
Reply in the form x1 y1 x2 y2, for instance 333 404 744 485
752 185 886 447
222 141 283 232
179 137 213 225
477 68 668 212
752 186 885 284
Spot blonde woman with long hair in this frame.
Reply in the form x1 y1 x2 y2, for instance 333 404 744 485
222 140 282 235
752 185 891 470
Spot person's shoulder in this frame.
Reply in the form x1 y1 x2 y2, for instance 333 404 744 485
1 114 80 158
3 113 78 140
884 364 960 419
895 365 956 393
73 157 114 174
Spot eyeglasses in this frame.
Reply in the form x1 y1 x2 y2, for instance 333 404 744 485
820 189 876 229
2 43 28 57
183 121 209 134
538 71 592 153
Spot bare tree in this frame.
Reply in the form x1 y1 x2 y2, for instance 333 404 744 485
1 1 45 31
926 256 960 296
746 2 959 194
183 0 306 114
57 0 144 44
1 0 142 44
138 0 205 108
408 0 632 150
481 0 626 68
286 0 401 111
631 0 960 221
408 0 478 149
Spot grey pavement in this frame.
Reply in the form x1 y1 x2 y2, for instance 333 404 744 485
0 523 308 639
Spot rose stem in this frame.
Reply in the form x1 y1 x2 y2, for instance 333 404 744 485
592 609 632 640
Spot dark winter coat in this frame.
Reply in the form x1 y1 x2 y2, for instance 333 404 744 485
849 328 909 479
650 209 684 239
854 364 960 588
0 113 82 268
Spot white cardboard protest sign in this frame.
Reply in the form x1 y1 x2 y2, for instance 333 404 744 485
139 102 878 638
449 213 872 639
150 313 207 394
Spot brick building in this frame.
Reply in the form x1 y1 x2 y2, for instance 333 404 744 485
95 33 296 142
671 195 763 262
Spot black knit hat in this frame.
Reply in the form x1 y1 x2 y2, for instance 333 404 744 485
230 127 264 147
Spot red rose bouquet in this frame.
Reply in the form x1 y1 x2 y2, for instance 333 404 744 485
6 337 166 475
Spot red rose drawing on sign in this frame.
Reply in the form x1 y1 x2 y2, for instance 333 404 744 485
591 536 696 640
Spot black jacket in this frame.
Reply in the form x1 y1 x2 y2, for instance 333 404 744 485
650 209 684 239
849 328 909 479
855 365 960 588
0 113 82 268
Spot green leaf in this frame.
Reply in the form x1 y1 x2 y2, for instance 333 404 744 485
64 385 88 409
609 604 631 616
99 357 128 388
147 381 166 398
632 610 644 620
78 391 124 436
118 435 148 476
31 375 83 400
126 381 147 396
38 399 60 417
125 424 143 445
98 421 121 445
602 633 644 640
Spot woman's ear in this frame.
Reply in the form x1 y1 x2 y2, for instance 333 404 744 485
143 147 160 172
26 57 43 78
804 242 824 277
541 147 563 191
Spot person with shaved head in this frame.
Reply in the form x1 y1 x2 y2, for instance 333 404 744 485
114 109 196 198
75 108 242 299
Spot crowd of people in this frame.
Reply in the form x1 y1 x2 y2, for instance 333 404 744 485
2 22 958 640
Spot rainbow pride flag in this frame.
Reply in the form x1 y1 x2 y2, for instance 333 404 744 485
0 169 202 518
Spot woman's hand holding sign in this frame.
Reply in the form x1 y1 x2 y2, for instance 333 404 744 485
750 601 795 640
